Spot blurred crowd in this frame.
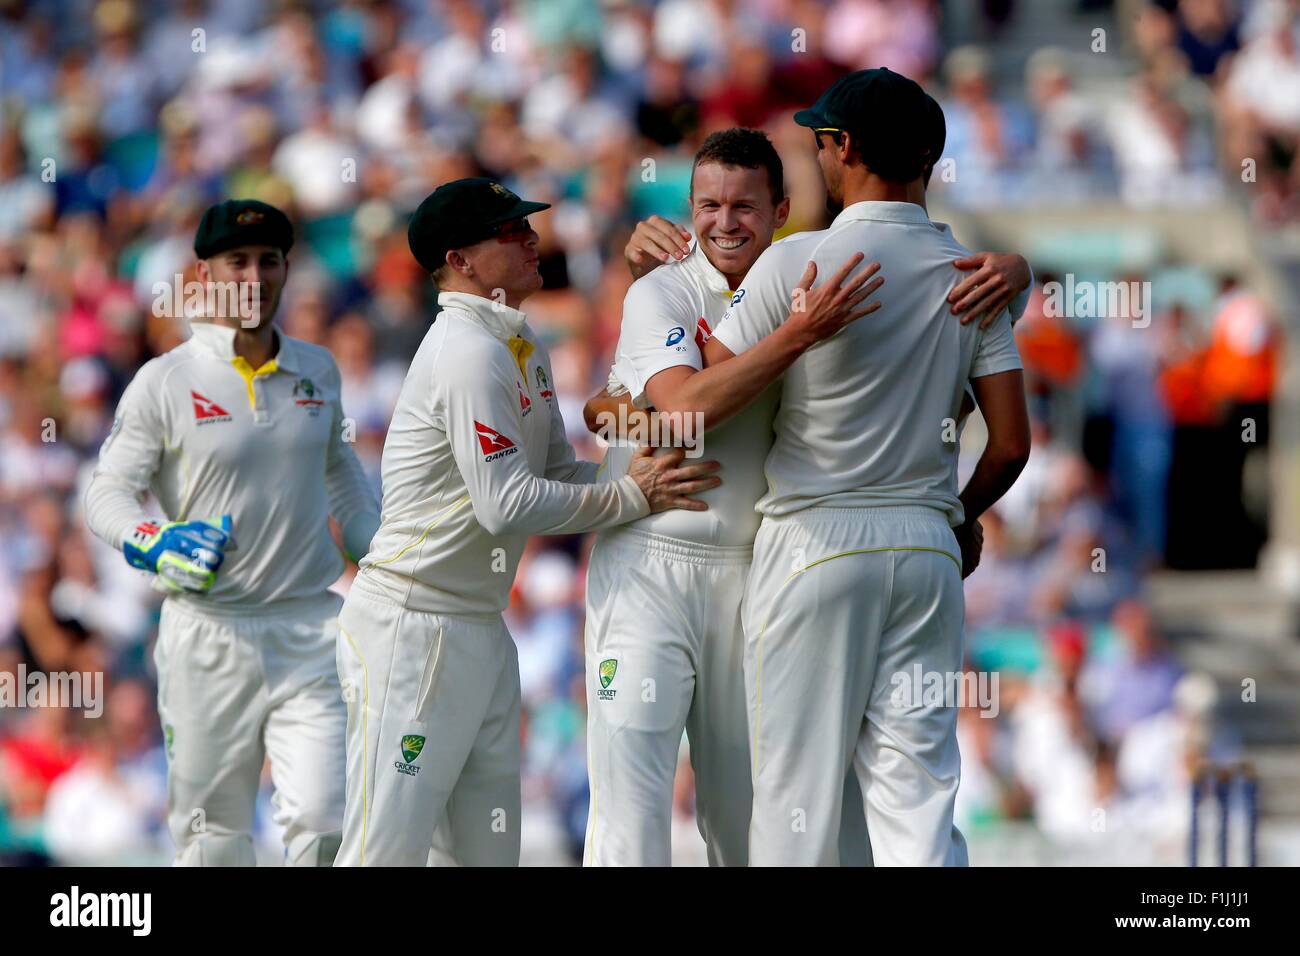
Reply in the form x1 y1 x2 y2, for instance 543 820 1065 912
0 0 1283 864
932 0 1300 220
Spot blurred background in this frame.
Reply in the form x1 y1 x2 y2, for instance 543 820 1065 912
1 0 1298 866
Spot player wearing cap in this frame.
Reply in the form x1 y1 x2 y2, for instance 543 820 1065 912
334 178 720 867
701 70 1032 865
580 127 1032 866
84 199 381 866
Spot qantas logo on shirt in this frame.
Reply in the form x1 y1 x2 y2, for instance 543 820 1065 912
695 317 713 349
474 421 519 461
191 391 232 424
518 382 532 417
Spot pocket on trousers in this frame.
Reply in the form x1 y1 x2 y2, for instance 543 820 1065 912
411 624 445 721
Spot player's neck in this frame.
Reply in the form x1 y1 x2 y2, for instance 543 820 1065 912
441 278 527 312
840 173 927 212
209 318 278 367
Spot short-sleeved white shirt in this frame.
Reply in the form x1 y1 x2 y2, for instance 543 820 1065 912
601 242 779 548
712 200 1024 526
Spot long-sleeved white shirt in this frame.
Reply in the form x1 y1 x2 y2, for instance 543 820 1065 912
354 291 649 616
602 241 778 548
84 321 380 613
713 201 1026 526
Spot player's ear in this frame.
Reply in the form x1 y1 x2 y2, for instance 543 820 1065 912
195 258 210 283
447 249 472 278
773 195 791 231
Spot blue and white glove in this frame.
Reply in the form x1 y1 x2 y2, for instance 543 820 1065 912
123 516 236 594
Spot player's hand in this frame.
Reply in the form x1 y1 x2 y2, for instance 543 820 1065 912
950 252 1031 329
955 519 983 579
123 515 236 593
627 445 721 513
784 253 884 349
625 215 693 280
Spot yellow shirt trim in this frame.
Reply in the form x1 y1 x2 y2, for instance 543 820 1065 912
230 356 278 410
507 335 535 382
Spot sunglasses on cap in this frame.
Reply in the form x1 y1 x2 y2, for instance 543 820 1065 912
489 217 532 239
813 127 844 150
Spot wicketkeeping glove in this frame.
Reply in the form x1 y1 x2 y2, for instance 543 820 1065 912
123 516 236 594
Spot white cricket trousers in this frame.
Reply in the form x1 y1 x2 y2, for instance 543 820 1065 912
154 592 347 866
743 506 970 867
583 526 871 866
334 581 521 866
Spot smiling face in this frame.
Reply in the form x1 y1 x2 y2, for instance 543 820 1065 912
197 244 288 329
689 162 789 287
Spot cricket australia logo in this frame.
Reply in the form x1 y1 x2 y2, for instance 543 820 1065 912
535 365 553 400
597 659 618 701
396 734 425 775
293 376 324 415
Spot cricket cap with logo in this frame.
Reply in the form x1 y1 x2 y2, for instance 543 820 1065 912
407 177 551 273
193 199 294 259
793 67 943 182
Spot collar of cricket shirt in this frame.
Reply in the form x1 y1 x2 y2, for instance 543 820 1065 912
437 291 530 343
831 200 932 227
684 239 735 298
437 291 535 380
187 321 300 374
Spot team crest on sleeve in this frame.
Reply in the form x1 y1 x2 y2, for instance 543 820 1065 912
474 420 518 461
535 365 554 400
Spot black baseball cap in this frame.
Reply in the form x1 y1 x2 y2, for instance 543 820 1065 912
193 199 294 259
407 177 552 273
794 68 940 182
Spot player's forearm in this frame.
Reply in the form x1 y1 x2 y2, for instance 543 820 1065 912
83 470 151 551
339 511 381 563
472 473 649 537
657 324 806 429
958 446 1029 524
546 459 603 485
585 391 655 440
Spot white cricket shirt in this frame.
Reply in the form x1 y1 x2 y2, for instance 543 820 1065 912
85 321 380 612
601 241 779 548
712 201 1025 526
355 291 649 616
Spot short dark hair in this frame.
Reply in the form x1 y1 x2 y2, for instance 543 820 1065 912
691 128 786 206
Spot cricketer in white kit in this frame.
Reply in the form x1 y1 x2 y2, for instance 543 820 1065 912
707 71 1033 865
582 131 872 867
582 127 1032 866
85 200 381 866
334 178 719 866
